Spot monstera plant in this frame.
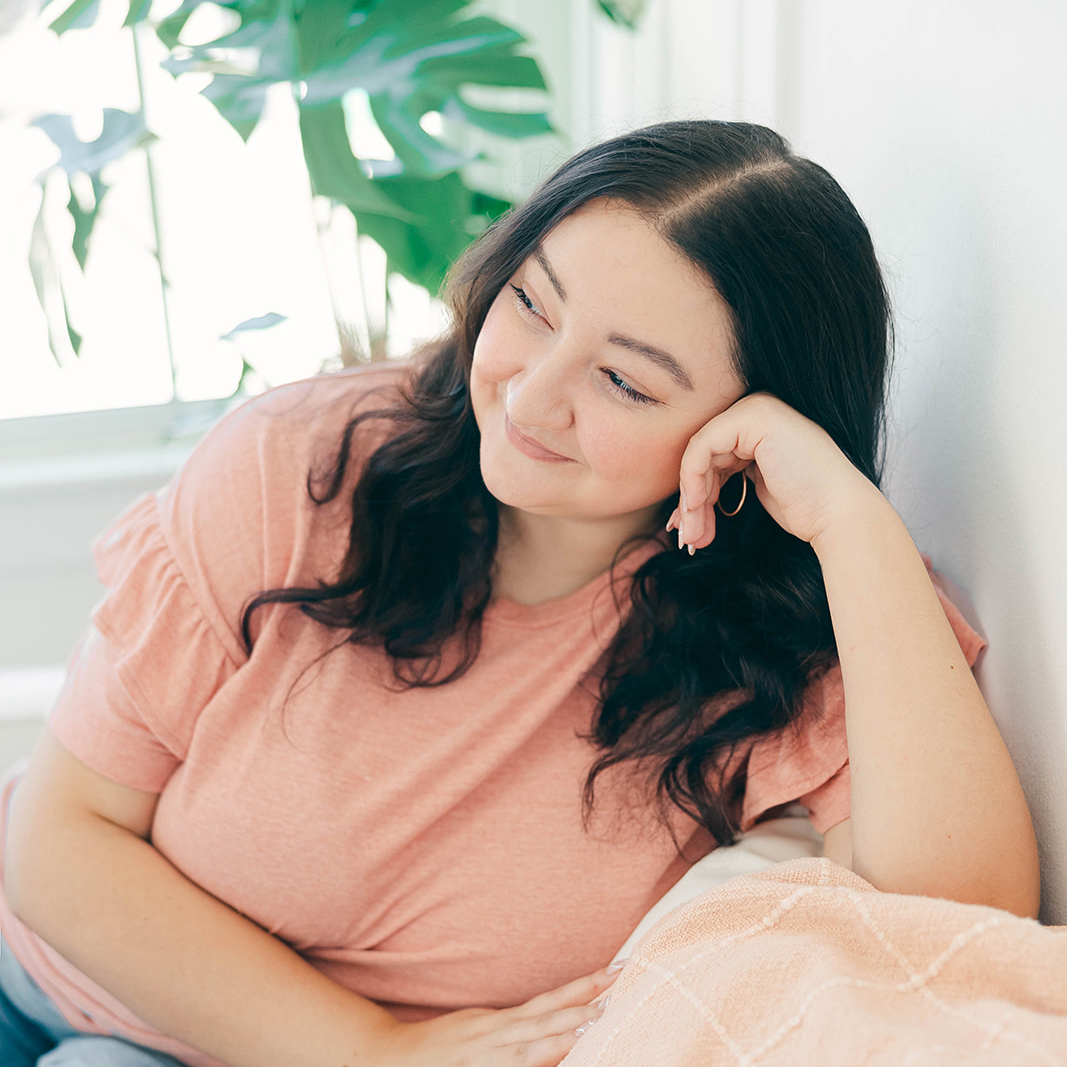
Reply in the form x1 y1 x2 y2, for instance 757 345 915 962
29 0 647 377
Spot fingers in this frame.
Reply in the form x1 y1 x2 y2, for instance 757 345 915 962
671 393 784 551
495 996 612 1056
508 961 624 1020
668 467 748 552
459 964 623 1066
385 964 627 1067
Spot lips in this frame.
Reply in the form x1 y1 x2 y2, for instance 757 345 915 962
504 415 572 462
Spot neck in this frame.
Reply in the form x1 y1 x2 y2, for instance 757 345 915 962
492 505 661 606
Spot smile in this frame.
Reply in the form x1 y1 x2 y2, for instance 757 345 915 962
504 416 573 462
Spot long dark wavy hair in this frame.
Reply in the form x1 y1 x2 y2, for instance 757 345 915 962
242 120 891 847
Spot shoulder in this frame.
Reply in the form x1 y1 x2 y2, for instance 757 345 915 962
161 362 412 538
188 361 413 482
149 362 413 640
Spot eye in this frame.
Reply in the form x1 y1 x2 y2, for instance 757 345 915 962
509 284 545 323
602 369 656 405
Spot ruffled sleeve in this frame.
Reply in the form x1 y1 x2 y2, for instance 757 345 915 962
47 367 409 794
49 493 241 793
739 564 988 835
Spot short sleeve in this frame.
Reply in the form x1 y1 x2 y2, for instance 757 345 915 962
47 366 409 794
739 564 988 835
49 493 241 792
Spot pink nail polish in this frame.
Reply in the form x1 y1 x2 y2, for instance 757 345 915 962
606 958 628 974
575 1020 597 1037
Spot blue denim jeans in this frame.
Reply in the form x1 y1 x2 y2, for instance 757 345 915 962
0 932 189 1066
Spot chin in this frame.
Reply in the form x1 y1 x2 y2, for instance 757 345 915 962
480 477 556 515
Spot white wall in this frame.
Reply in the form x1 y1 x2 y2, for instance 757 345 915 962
783 0 1067 927
501 0 1067 922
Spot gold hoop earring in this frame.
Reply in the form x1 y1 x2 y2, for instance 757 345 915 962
717 474 747 517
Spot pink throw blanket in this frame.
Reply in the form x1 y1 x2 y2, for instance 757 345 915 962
564 858 1067 1065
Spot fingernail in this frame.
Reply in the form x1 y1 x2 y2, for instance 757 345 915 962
606 958 628 974
688 543 695 556
677 523 684 551
597 994 611 1013
575 1020 597 1037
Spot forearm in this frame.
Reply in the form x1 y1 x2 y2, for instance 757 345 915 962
6 793 397 1067
812 488 1040 916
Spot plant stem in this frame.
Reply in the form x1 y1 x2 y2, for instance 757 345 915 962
131 24 178 400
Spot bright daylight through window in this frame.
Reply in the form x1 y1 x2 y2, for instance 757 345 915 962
0 0 450 421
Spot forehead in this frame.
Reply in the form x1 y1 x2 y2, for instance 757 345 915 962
535 199 737 382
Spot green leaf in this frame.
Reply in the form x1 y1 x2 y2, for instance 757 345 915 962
445 96 553 140
469 188 512 227
299 102 420 221
201 74 273 140
378 13 527 63
367 91 478 177
303 13 544 102
28 193 81 362
291 0 362 73
595 0 648 31
67 174 108 271
190 2 293 75
347 170 511 295
122 0 154 27
155 4 197 49
61 288 83 356
162 3 295 139
49 0 100 35
142 0 550 325
221 312 287 340
34 108 154 177
417 51 547 92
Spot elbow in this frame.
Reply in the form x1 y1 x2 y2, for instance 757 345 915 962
5 849 35 930
948 879 1040 921
853 852 1042 921
988 866 1042 922
4 812 48 930
977 825 1043 920
3 786 74 934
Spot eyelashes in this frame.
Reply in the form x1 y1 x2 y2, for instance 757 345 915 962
603 369 655 405
507 284 656 406
509 284 542 319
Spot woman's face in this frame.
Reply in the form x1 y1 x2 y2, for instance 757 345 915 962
470 198 745 532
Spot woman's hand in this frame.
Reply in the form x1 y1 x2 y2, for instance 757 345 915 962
667 392 886 551
371 964 622 1067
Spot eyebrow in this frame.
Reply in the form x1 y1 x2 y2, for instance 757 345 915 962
532 245 695 391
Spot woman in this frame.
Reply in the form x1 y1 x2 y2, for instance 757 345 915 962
0 120 1039 1067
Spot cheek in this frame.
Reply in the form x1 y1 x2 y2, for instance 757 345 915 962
471 293 521 387
581 423 688 497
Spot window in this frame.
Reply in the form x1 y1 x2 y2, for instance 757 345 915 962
0 6 451 421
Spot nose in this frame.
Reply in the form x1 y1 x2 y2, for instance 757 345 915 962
504 351 575 433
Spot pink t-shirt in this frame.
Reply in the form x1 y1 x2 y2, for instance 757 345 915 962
0 364 985 1066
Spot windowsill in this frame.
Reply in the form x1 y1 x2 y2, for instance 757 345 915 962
0 666 65 720
0 397 233 495
0 398 235 670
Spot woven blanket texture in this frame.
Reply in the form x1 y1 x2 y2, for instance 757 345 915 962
563 858 1067 1066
